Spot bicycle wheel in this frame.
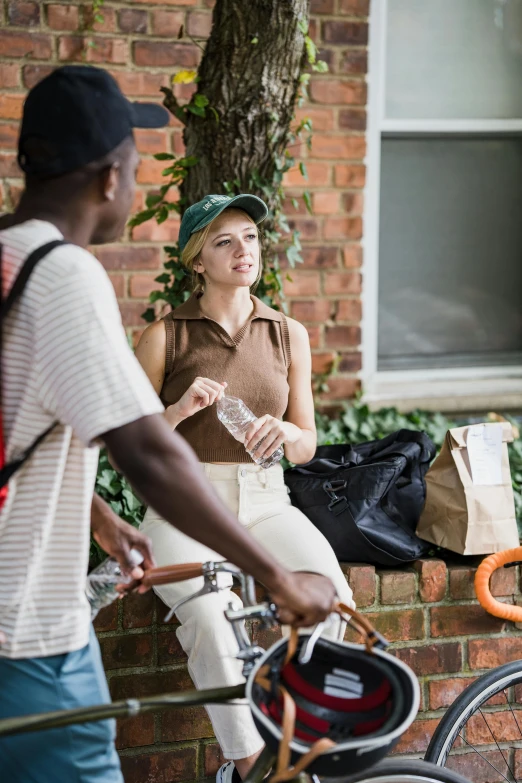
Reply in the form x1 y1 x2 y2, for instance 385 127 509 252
328 758 471 782
424 659 522 782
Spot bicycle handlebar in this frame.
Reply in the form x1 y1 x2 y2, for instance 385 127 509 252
141 562 204 587
475 546 522 622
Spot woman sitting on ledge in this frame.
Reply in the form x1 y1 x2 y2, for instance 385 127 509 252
135 193 354 783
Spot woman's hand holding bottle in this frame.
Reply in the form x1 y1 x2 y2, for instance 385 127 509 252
244 415 302 460
165 377 227 428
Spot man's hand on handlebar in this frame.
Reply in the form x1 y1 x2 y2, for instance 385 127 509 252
266 571 337 628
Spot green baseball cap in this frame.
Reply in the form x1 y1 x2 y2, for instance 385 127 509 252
178 193 268 251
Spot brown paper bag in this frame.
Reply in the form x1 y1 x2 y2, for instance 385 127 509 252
416 421 519 555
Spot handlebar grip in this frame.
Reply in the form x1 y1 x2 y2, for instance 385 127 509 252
142 563 204 587
475 547 522 622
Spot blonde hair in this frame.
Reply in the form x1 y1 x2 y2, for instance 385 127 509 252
181 208 263 293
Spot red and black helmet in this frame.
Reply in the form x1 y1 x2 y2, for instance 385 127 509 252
246 608 419 780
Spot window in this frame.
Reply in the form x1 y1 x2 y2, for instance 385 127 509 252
364 0 522 406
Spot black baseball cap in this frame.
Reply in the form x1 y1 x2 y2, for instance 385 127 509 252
18 65 169 179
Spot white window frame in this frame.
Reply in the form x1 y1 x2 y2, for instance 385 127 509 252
361 0 522 412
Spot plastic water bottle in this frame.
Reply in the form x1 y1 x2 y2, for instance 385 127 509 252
216 395 284 469
86 549 144 620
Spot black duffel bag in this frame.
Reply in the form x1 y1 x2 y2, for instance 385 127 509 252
284 429 436 566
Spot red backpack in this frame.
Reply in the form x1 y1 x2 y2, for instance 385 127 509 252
0 240 67 510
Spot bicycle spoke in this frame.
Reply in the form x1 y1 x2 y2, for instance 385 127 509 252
477 705 516 781
459 734 516 783
506 699 522 739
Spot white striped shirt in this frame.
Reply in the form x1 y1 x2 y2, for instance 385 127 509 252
0 220 163 658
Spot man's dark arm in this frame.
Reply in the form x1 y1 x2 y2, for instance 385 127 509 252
102 414 336 627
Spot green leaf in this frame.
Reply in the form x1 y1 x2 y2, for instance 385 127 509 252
156 205 169 224
312 60 329 73
142 308 156 323
154 152 176 161
251 36 259 45
146 194 162 209
128 208 157 227
298 19 308 34
187 104 206 117
194 94 209 108
303 190 313 214
299 162 308 179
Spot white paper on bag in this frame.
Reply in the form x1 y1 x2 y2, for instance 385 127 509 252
467 424 503 486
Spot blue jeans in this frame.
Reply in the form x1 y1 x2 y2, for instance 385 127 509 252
0 626 123 783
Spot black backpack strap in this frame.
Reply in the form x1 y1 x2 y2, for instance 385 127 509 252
0 239 68 321
0 239 69 488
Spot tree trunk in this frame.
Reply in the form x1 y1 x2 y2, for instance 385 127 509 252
180 0 310 212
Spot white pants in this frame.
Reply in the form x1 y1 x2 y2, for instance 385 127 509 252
141 462 354 760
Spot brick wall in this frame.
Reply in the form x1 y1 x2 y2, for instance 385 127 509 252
0 0 368 401
93 558 522 782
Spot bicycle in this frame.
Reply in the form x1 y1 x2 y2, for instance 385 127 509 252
425 546 522 782
0 559 470 783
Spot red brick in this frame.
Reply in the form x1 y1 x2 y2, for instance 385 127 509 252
307 325 321 348
311 0 334 11
161 706 213 742
467 710 522 745
83 5 117 33
490 564 517 596
343 192 364 215
291 300 332 323
283 271 320 297
414 558 447 602
321 377 360 400
337 299 362 322
134 128 169 155
325 324 360 347
323 21 368 45
339 108 367 131
23 64 53 89
340 50 368 75
97 246 161 271
118 8 148 34
157 629 187 666
122 589 155 629
339 0 370 14
335 164 366 188
343 244 363 268
0 64 20 88
116 713 155 750
429 677 476 710
0 124 18 149
301 246 338 269
120 747 197 783
431 605 505 638
47 4 80 30
324 217 362 240
0 153 20 177
131 218 180 243
324 271 361 295
187 10 213 37
130 0 195 4
7 1 40 26
393 718 440 754
469 636 522 669
380 570 417 605
283 162 330 187
205 744 225 777
294 107 335 132
151 9 184 36
311 352 336 374
108 273 125 298
0 31 52 59
312 133 366 159
92 601 118 632
134 41 199 68
137 157 171 184
313 191 340 214
59 36 128 64
448 750 513 783
364 608 424 642
286 217 319 240
341 564 375 607
130 274 159 299
110 69 169 97
110 667 192 702
311 79 366 106
394 642 462 676
0 95 24 121
100 633 153 670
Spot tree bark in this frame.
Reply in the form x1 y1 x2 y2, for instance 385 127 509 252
179 0 310 212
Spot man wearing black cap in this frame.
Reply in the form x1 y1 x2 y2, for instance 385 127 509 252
0 66 336 781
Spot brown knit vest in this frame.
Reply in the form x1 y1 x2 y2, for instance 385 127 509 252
160 294 291 463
